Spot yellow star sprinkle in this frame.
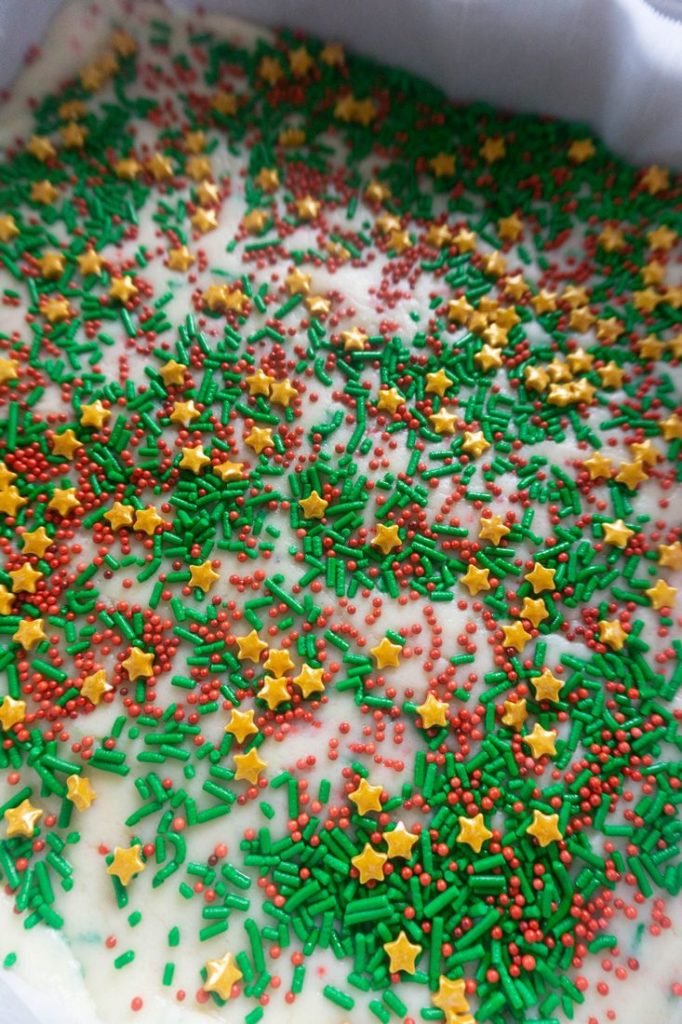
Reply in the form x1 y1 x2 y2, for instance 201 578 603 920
462 431 490 458
376 388 404 414
167 245 195 272
416 692 449 729
31 180 58 204
264 648 294 676
245 368 275 396
134 507 164 535
479 515 510 544
614 460 648 490
109 276 138 303
48 487 79 515
425 368 454 396
0 215 19 242
80 401 110 429
531 669 564 703
255 167 279 192
429 408 457 435
502 698 528 731
13 618 46 651
583 452 613 480
107 845 146 887
295 195 320 220
384 931 422 975
372 523 401 555
158 359 186 386
122 646 154 681
524 563 556 594
457 812 493 853
214 459 245 482
245 427 274 454
659 542 682 570
191 207 218 233
526 810 562 846
384 821 418 859
460 564 490 596
0 696 26 731
349 778 383 816
598 619 627 651
27 135 56 161
51 429 81 460
234 748 267 784
498 213 523 241
257 675 291 710
66 774 96 811
522 723 557 759
429 152 455 177
104 502 135 530
299 490 328 519
432 975 470 1020
80 669 111 705
501 621 532 652
602 519 634 548
42 296 71 323
285 268 311 296
179 446 211 474
660 415 682 441
520 597 548 628
352 843 387 883
20 527 52 557
568 138 595 163
293 664 325 698
370 637 402 669
270 379 298 407
170 400 200 426
9 564 42 594
225 709 258 744
189 561 220 593
37 251 65 279
5 799 42 838
340 326 367 351
645 579 677 611
203 952 243 1000
236 630 267 663
0 586 13 615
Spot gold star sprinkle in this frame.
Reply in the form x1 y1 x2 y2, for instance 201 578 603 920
293 664 325 698
189 561 219 593
170 400 200 426
179 446 211 474
432 975 470 1020
460 564 491 596
349 778 383 816
372 523 401 555
602 519 634 548
80 669 111 705
48 487 79 515
480 136 506 162
167 246 195 272
5 799 42 838
80 401 110 429
264 648 295 676
524 563 556 594
429 152 455 177
522 723 557 759
462 431 490 458
598 619 627 651
352 843 387 884
233 747 267 784
531 668 564 703
384 822 418 859
245 368 275 396
13 618 46 651
225 708 258 744
20 527 52 557
501 621 532 652
416 692 449 729
109 276 138 303
370 637 402 669
255 168 279 192
502 698 528 731
27 135 56 161
0 696 26 731
527 809 562 846
107 845 146 887
9 563 42 594
376 388 404 414
583 452 613 480
50 429 81 460
0 215 19 242
429 408 457 435
203 952 243 1000
134 506 164 535
340 326 367 351
214 460 245 483
257 675 290 710
568 138 595 163
236 630 267 663
457 813 493 853
520 597 548 628
104 502 135 530
615 460 648 490
270 379 298 407
479 515 510 544
425 368 454 396
659 542 682 570
37 251 65 279
122 646 154 680
245 427 274 454
66 774 96 811
645 579 677 611
295 196 320 220
299 490 328 519
383 931 421 975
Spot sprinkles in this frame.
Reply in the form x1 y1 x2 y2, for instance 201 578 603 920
0 6 680 1024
